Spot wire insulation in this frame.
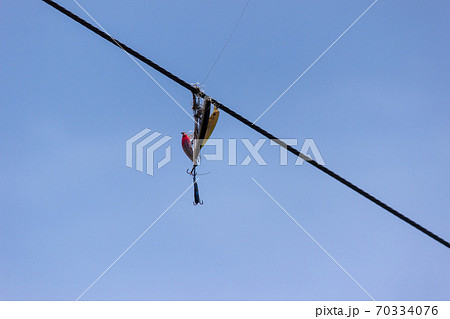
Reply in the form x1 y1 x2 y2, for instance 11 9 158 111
41 0 450 250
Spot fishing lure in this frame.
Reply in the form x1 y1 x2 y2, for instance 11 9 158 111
181 91 219 205
181 132 193 161
192 167 203 206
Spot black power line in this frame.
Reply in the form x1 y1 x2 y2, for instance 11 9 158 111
42 0 194 93
41 0 450 250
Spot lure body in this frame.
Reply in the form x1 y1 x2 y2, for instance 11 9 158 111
181 132 193 161
193 98 210 165
201 106 220 149
193 178 203 205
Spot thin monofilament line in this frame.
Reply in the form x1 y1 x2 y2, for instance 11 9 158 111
202 0 250 85
252 178 376 301
42 0 450 250
76 182 195 300
253 0 379 124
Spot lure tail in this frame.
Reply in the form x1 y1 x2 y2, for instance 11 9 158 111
193 179 203 206
192 167 203 206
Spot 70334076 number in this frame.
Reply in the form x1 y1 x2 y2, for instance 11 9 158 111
376 306 438 316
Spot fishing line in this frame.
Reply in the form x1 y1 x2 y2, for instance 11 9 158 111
41 0 450 250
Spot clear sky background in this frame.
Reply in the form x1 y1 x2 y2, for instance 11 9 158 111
1 0 449 301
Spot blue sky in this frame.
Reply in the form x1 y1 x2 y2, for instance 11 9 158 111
1 0 449 300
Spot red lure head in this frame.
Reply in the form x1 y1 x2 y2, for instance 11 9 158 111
181 132 190 142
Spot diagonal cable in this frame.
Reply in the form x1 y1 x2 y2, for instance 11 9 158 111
76 181 195 301
253 0 379 124
42 0 450 250
252 177 375 301
201 0 250 85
